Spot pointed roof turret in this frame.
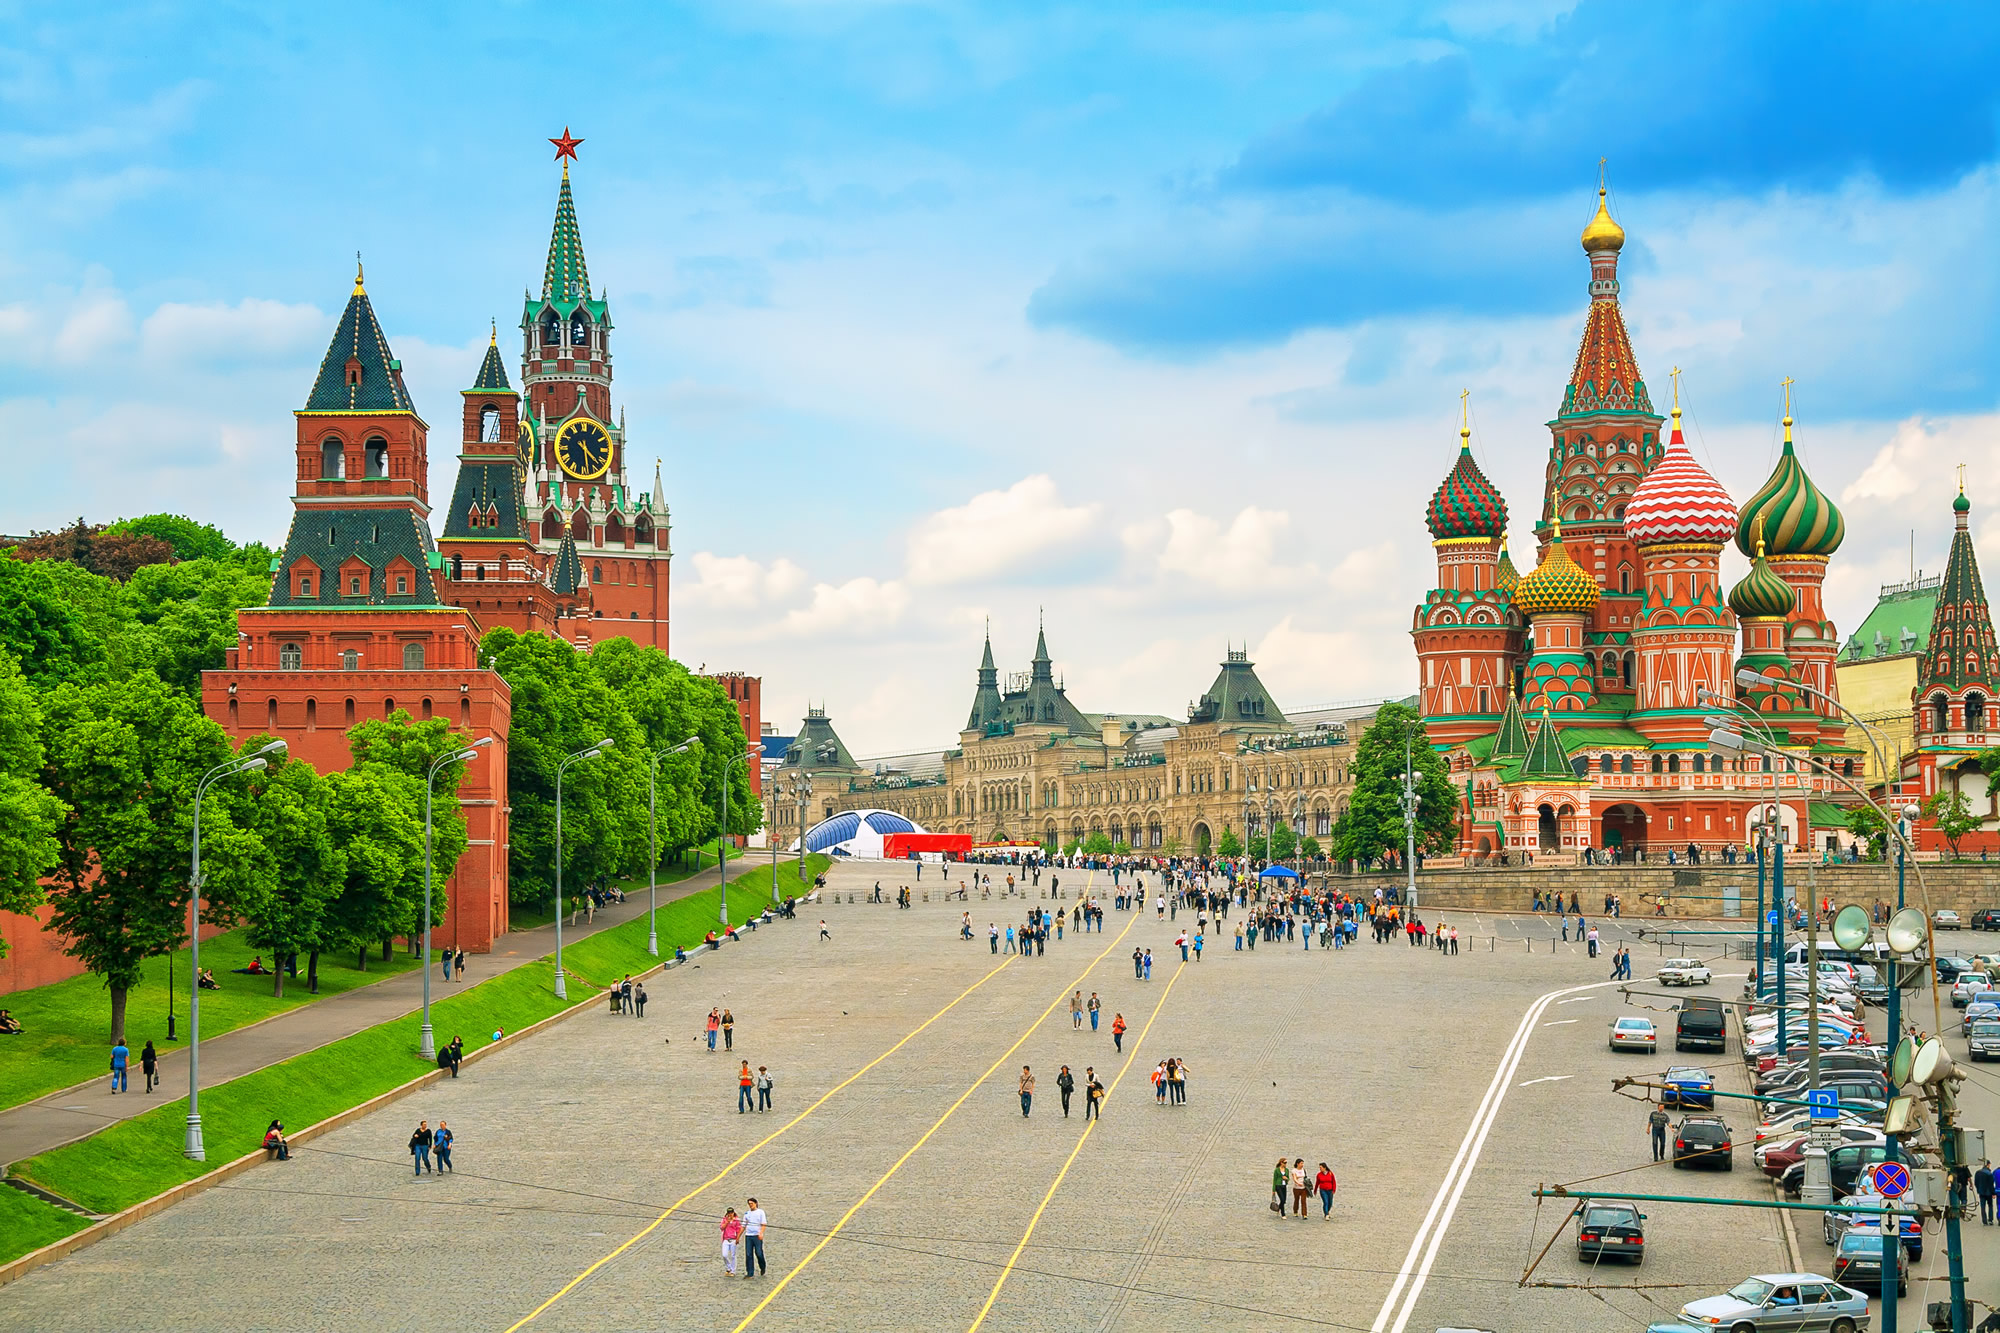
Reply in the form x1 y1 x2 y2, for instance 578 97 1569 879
1558 173 1653 419
549 534 584 596
1187 646 1288 731
1490 691 1530 759
1920 481 2000 697
1031 613 1053 681
1513 518 1601 618
1728 517 1797 620
790 706 858 771
966 623 1005 732
1495 540 1521 595
1626 375 1738 547
1426 396 1508 540
1518 706 1578 781
543 165 592 304
470 323 511 391
303 264 416 413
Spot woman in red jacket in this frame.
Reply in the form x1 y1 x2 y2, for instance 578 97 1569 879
1314 1163 1336 1218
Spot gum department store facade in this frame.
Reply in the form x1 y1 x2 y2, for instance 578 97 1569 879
767 626 1388 857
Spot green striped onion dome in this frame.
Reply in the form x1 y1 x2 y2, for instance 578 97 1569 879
1426 436 1508 540
1734 428 1845 558
1513 531 1601 617
1496 542 1520 594
1728 538 1797 619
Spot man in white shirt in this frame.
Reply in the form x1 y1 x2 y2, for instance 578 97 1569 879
742 1198 768 1278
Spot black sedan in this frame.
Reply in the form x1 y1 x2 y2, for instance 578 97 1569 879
1671 1116 1733 1170
1576 1202 1645 1264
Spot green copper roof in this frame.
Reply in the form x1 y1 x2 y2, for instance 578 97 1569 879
440 459 525 541
1555 725 1652 752
1841 578 1939 662
1489 692 1530 759
303 286 416 413
270 507 440 607
1728 540 1797 619
470 338 511 391
1517 708 1578 781
543 169 591 303
790 708 857 770
1921 489 2000 695
966 630 1004 732
549 534 583 596
1189 649 1288 730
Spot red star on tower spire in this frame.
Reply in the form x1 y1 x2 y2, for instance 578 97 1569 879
549 127 583 164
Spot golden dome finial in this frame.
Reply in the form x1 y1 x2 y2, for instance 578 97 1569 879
1670 365 1682 431
1753 514 1767 559
353 252 366 296
1459 388 1471 450
1551 513 1564 541
1781 377 1795 447
1580 160 1626 254
490 319 498 346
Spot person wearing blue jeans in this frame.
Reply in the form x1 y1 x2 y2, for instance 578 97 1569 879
433 1122 454 1172
410 1121 433 1174
109 1041 129 1093
742 1199 768 1278
1088 994 1101 1030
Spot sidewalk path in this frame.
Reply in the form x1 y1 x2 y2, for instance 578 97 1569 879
0 861 760 1168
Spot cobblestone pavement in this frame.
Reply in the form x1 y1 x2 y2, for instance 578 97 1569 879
0 863 1903 1333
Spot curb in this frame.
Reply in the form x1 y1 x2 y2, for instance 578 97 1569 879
0 915 788 1290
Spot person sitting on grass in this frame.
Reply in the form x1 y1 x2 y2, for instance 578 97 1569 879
241 956 269 975
0 1009 21 1035
198 968 219 990
262 1120 289 1161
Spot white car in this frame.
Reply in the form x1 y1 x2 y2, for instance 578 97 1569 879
1658 957 1713 986
1937 909 1964 930
1680 1273 1870 1331
1609 1015 1658 1052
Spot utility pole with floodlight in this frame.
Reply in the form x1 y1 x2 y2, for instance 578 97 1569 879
421 737 491 1061
646 737 701 957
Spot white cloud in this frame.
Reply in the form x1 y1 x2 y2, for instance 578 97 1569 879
778 576 910 637
1125 505 1316 592
904 474 1101 585
52 294 134 364
139 298 325 367
682 551 809 608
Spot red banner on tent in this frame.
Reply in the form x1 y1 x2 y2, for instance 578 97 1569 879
880 832 973 860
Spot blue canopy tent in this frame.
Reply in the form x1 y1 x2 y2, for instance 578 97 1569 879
1258 865 1300 880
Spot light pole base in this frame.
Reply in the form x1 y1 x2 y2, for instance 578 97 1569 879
553 968 568 1001
184 1114 206 1161
647 929 659 958
419 1023 436 1062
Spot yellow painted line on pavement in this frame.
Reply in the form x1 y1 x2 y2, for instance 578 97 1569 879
965 958 1188 1331
504 939 1020 1330
732 897 1135 1333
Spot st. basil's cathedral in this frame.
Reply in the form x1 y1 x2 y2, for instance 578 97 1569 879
1411 182 1961 863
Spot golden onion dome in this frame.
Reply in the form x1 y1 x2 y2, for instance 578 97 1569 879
1581 186 1625 254
1495 540 1520 595
1513 521 1602 617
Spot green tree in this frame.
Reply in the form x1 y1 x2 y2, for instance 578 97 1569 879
0 558 106 687
1111 840 1131 856
1335 702 1456 864
39 676 272 1041
1924 787 1980 860
320 765 426 969
1268 820 1298 861
120 557 270 699
1083 831 1113 856
1216 827 1243 859
1163 833 1183 858
237 754 341 996
0 651 65 950
1845 805 1888 862
103 514 239 563
1301 834 1324 860
591 638 756 853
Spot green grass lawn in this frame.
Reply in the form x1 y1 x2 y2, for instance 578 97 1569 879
0 928 419 1114
4 854 831 1260
0 1185 92 1259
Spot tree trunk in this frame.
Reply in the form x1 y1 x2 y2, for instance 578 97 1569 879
307 950 320 993
357 944 367 971
109 983 128 1046
380 937 392 963
271 957 285 999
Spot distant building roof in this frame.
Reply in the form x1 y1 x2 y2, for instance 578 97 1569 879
1841 574 1940 663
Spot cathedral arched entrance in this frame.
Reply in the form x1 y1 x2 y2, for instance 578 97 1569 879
1601 803 1647 855
1537 804 1559 852
1192 821 1211 855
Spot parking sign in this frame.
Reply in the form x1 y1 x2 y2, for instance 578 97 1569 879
1808 1088 1840 1121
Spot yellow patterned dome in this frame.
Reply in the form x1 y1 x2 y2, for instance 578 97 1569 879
1514 523 1602 617
1581 186 1625 254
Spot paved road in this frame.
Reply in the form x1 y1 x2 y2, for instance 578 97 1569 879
0 861 747 1169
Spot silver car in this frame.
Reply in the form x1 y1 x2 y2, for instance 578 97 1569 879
1679 1273 1870 1331
1970 1019 2000 1062
1609 1015 1658 1052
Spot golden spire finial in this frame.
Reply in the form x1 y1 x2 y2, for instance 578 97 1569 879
490 319 497 346
1580 160 1625 254
1459 388 1471 449
1959 462 1968 495
1670 365 1682 429
1781 377 1795 444
1753 514 1767 559
353 252 365 296
1551 513 1564 543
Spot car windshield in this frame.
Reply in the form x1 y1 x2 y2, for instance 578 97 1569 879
1615 1017 1651 1029
1726 1278 1775 1303
1975 1023 2000 1037
1669 1069 1712 1082
1838 1233 1888 1255
1581 1206 1633 1227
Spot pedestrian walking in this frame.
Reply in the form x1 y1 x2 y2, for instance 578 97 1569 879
706 1008 721 1051
1194 932 1204 960
1132 947 1143 979
721 1008 735 1051
455 950 466 982
1977 1160 1996 1225
742 1198 768 1278
756 1065 773 1112
635 983 648 1017
1057 1065 1075 1117
441 947 454 981
1070 990 1084 1030
1084 1069 1103 1120
410 1120 434 1174
1170 1057 1188 1104
1649 1105 1670 1162
738 1061 755 1113
1315 1162 1336 1218
1112 1012 1127 1053
140 1039 158 1094
1143 949 1153 980
1006 925 1017 955
1088 992 1101 1030
720 1208 743 1276
1290 1158 1310 1217
433 1120 454 1172
109 1039 128 1093
1154 1061 1168 1103
1018 1066 1035 1117
1270 1157 1289 1213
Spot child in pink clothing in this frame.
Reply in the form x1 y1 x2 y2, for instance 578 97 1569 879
720 1208 744 1275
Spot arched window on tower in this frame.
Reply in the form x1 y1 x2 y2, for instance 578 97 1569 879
1599 754 1614 774
364 437 388 479
480 406 500 442
571 312 588 346
542 310 560 346
571 511 591 542
1667 754 1681 774
1970 693 1987 730
543 510 563 542
635 515 654 547
592 562 603 584
1935 694 1952 733
321 439 345 479
1691 753 1705 773
1619 754 1633 774
1623 652 1635 687
450 553 462 580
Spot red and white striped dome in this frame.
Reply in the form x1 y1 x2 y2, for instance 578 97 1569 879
1624 413 1737 546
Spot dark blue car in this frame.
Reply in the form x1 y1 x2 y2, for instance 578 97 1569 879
1662 1066 1716 1108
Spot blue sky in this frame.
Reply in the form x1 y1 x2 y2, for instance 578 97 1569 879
5 1 2000 751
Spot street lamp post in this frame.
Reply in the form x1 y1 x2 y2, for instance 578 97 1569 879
1401 732 1419 914
793 772 813 882
421 737 491 1061
185 738 286 1161
717 744 762 928
646 738 702 957
553 738 614 1001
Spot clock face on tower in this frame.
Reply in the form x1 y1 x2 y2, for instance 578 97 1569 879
555 418 611 480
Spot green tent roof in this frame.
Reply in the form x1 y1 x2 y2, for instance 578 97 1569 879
303 285 416 414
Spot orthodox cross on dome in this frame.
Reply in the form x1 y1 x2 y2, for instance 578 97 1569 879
353 252 365 296
549 126 584 165
1960 462 1968 494
1459 388 1470 446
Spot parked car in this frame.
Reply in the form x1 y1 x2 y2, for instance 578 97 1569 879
1658 957 1713 986
1672 1115 1734 1170
1823 1189 1922 1258
1969 1020 2000 1061
1662 1066 1716 1108
1757 1127 1884 1178
1951 974 1993 1008
1830 1227 1908 1297
1936 954 1974 981
1781 1142 1913 1198
1938 909 1964 930
1610 1015 1659 1052
1678 1274 1870 1332
1973 909 2000 931
1575 1201 1645 1264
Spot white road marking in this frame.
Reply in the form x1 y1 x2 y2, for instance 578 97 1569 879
1556 995 1597 1005
1540 1019 1578 1027
1371 976 1627 1333
1517 1074 1573 1087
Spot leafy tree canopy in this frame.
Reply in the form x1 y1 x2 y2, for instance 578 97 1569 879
0 651 64 951
102 513 237 563
1334 702 1457 864
1216 827 1243 859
